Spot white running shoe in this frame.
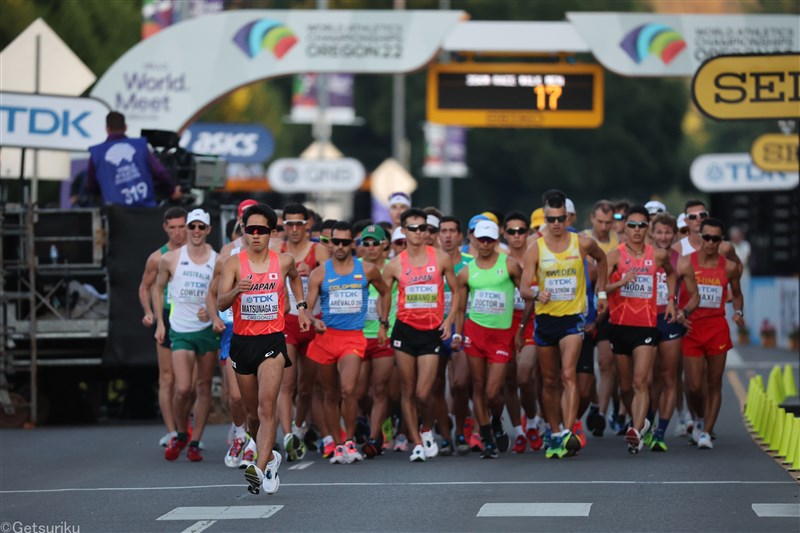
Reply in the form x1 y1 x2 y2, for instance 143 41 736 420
394 433 409 452
239 437 257 469
344 440 363 463
421 430 439 458
410 444 426 462
690 421 704 445
697 432 713 449
225 436 247 468
330 445 347 465
244 464 264 495
159 431 176 447
262 451 281 494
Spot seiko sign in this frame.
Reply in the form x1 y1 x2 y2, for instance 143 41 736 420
690 152 799 192
179 123 274 163
0 92 109 151
267 158 365 193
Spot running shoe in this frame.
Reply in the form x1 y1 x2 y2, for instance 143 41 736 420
690 421 704 445
362 439 379 459
330 445 347 464
262 451 281 495
494 431 510 453
481 442 499 459
674 416 689 437
381 417 394 449
159 431 176 447
572 420 587 449
164 436 187 461
321 440 336 459
642 429 654 448
512 434 527 454
421 430 439 458
542 428 552 449
468 432 484 452
355 416 370 445
244 464 264 495
650 436 668 452
344 440 363 463
187 442 203 462
616 417 629 436
608 412 622 435
585 407 603 436
291 422 308 460
439 439 455 456
410 444 426 462
626 427 642 454
455 434 469 455
697 432 713 449
283 433 300 462
545 434 567 459
239 438 257 469
304 425 320 452
463 417 475 441
526 427 543 451
225 436 247 468
226 423 235 446
394 433 409 452
564 431 581 456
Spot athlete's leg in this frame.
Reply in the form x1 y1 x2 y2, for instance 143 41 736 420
467 355 489 427
171 348 197 434
338 353 362 439
558 335 583 430
683 356 705 420
631 345 656 431
318 362 342 443
448 351 470 436
704 353 727 433
224 361 247 427
414 354 440 434
597 339 615 417
255 355 287 470
157 344 176 433
615 353 634 421
190 350 217 441
278 343 299 435
657 339 681 430
517 345 538 419
236 373 260 444
537 344 562 430
369 356 395 441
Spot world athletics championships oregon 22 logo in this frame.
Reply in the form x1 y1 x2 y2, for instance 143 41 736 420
620 23 686 65
233 19 298 59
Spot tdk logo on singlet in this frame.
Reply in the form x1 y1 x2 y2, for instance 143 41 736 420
246 293 276 303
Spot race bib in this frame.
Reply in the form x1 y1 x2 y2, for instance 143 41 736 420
513 288 525 311
240 292 279 321
366 296 379 321
656 272 669 306
698 284 723 309
545 276 577 301
444 290 453 315
405 284 437 308
620 275 654 300
219 307 234 324
329 289 363 314
470 289 506 315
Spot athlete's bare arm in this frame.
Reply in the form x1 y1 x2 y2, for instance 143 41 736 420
581 236 608 315
304 265 325 332
153 251 176 344
452 265 470 351
726 258 745 330
519 242 539 301
605 248 632 294
675 256 700 327
438 250 458 341
507 255 523 289
315 243 330 265
655 248 677 322
139 251 161 326
217 254 247 312
381 256 401 296
282 253 311 332
365 262 390 346
205 260 226 333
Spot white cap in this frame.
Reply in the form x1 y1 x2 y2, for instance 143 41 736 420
565 198 576 214
391 226 405 243
474 220 499 240
645 200 667 215
426 214 440 228
388 192 411 207
187 209 210 225
677 213 687 229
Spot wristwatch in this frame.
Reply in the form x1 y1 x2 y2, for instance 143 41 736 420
734 309 743 317
379 319 390 329
682 308 692 318
296 301 308 310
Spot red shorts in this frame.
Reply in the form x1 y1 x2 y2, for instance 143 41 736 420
307 328 366 365
284 313 316 353
682 317 732 357
511 310 535 349
463 319 513 364
364 337 394 360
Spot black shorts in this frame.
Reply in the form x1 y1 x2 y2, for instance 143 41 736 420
153 306 171 349
609 324 658 356
230 332 291 375
533 314 584 347
657 313 686 342
577 329 596 374
391 320 442 357
595 315 611 343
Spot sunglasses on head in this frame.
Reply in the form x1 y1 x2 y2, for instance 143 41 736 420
546 215 567 223
505 227 527 236
361 239 382 248
284 220 307 227
331 238 353 247
613 213 625 220
477 237 496 244
626 221 649 229
687 211 709 221
394 239 407 246
188 223 207 231
244 225 271 235
405 223 428 233
701 234 723 243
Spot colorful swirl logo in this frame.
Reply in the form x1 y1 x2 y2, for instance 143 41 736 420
233 19 298 60
620 23 686 65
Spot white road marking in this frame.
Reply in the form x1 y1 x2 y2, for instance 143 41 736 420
477 503 592 517
288 461 314 470
158 506 283 520
752 504 800 518
1 481 795 494
180 520 216 533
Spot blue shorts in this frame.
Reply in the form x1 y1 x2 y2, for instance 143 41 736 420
534 314 585 347
657 313 685 342
439 323 457 358
219 323 234 360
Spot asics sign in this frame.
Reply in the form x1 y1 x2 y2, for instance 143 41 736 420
0 92 109 151
179 123 275 163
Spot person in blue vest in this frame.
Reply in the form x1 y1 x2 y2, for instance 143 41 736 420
87 111 182 207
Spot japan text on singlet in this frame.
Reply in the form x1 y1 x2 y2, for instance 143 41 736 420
320 259 369 331
234 249 285 336
656 248 680 314
536 233 586 317
609 244 657 327
679 252 728 320
396 246 444 330
466 253 515 329
169 246 216 333
281 241 321 316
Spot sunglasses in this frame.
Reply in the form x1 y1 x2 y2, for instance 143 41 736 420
546 215 567 223
687 211 709 221
188 223 207 231
505 227 527 236
626 221 649 229
427 227 439 234
394 239 407 246
331 238 353 247
319 236 331 243
284 220 307 227
405 224 428 233
477 237 497 244
276 225 284 232
361 239 382 248
701 234 723 243
613 213 625 220
244 225 271 235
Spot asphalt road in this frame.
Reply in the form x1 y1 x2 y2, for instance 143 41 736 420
1 345 798 533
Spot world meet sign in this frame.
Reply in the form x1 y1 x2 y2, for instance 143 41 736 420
90 10 465 135
692 53 800 120
179 123 274 163
0 92 109 151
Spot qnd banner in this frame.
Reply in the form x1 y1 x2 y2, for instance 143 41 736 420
179 122 275 163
